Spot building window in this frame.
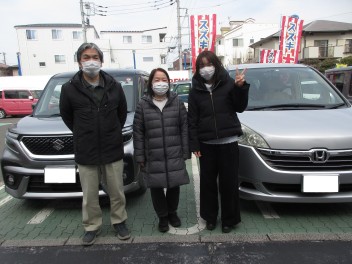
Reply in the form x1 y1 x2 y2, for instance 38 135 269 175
314 40 328 57
73 52 78 62
52 29 63 40
26 30 37 40
39 62 46 67
142 35 152 43
54 55 66 63
233 38 243 47
143 57 153 62
159 33 166 42
123 36 132 44
160 55 166 64
250 38 254 44
72 31 82 40
345 39 352 53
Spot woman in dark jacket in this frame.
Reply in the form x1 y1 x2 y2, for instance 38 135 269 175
133 68 190 232
188 51 249 233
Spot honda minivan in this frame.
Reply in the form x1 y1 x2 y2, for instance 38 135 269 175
1 69 149 199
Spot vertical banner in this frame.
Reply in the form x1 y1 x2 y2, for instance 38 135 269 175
260 49 282 63
279 15 304 64
190 14 217 72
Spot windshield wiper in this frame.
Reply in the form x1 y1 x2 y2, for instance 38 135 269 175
247 104 327 111
326 103 346 109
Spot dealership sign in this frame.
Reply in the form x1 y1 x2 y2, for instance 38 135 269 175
260 49 282 63
190 14 217 72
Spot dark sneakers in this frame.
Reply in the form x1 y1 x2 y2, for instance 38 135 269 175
222 225 233 233
168 212 181 227
82 229 101 246
158 216 170 232
113 222 131 240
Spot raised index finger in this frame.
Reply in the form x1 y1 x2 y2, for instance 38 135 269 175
236 66 240 76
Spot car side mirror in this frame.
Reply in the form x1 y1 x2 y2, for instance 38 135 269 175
28 95 34 100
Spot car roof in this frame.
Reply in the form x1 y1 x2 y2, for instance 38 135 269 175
51 68 149 78
227 63 309 71
325 66 352 73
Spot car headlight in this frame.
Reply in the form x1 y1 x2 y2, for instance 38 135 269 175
239 124 269 148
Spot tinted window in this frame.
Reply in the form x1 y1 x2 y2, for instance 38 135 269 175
4 91 19 99
33 75 137 117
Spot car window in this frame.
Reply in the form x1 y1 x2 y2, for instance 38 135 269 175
229 67 345 109
33 75 137 117
175 83 191 95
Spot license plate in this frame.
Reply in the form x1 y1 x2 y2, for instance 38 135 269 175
302 175 338 193
44 166 76 183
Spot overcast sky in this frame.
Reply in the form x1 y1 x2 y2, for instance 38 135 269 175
1 0 352 65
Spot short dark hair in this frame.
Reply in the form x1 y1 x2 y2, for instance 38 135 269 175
194 50 223 83
146 68 171 96
76 42 104 63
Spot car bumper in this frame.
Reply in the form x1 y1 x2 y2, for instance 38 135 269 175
238 145 352 203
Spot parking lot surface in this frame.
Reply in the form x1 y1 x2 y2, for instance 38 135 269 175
1 119 352 248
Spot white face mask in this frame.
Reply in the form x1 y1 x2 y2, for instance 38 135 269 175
152 82 169 95
152 81 169 96
81 60 101 78
199 66 215 81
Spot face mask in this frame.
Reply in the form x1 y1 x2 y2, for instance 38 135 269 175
199 66 215 81
152 81 169 96
81 60 101 78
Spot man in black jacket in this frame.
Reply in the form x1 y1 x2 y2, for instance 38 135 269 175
60 43 130 246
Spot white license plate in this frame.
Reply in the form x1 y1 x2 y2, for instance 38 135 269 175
302 175 339 193
44 166 76 183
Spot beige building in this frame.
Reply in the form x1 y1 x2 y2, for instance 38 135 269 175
249 20 352 63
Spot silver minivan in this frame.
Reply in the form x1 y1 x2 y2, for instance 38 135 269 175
1 69 149 199
228 63 352 203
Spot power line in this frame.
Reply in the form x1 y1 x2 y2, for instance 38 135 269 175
107 1 176 15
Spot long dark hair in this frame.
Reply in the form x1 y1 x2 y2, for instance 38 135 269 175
146 68 171 96
194 50 223 84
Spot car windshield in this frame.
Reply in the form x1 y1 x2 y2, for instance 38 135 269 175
228 67 346 110
33 75 136 117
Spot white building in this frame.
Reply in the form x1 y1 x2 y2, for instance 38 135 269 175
216 18 279 66
15 23 168 75
100 27 168 72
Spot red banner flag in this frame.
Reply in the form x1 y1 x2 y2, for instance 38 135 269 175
260 49 282 63
190 14 217 72
279 16 304 64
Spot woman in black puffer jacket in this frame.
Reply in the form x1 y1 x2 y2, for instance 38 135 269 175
133 68 190 233
188 51 249 233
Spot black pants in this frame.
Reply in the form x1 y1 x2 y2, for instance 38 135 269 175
199 141 241 226
150 186 180 218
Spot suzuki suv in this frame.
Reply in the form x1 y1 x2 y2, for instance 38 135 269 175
1 69 149 199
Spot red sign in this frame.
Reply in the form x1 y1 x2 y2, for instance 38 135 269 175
190 14 217 72
260 49 282 63
279 16 304 64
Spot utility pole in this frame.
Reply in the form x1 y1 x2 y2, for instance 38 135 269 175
80 0 87 42
176 0 182 70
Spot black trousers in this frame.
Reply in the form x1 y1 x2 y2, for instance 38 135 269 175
150 186 180 218
199 141 241 226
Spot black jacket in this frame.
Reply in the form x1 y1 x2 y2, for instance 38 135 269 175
133 92 190 188
188 67 249 152
60 70 127 165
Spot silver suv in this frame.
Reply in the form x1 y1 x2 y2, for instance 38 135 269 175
1 69 149 199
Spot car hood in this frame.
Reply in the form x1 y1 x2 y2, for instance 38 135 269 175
238 108 352 150
9 112 135 135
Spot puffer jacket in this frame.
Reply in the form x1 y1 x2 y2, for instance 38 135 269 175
60 70 127 165
133 92 190 188
188 67 249 152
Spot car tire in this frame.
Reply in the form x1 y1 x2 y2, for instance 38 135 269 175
0 109 6 119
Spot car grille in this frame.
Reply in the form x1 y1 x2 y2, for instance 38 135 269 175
257 148 352 171
21 136 74 155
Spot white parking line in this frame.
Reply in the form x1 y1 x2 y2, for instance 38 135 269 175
168 155 206 235
0 185 4 191
0 196 13 207
256 201 280 219
27 207 55 224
